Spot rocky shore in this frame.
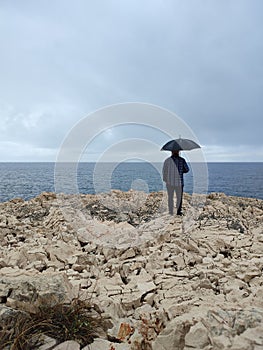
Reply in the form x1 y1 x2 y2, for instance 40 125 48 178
0 190 262 349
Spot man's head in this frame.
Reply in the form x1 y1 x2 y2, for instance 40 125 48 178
172 150 180 157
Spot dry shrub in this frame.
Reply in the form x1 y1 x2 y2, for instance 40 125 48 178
0 297 104 350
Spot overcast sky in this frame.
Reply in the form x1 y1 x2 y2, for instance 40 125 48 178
0 0 262 162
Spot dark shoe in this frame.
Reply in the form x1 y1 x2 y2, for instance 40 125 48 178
177 212 183 216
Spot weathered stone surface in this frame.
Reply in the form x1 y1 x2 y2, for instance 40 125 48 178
107 318 134 341
184 323 210 348
0 305 21 323
0 273 74 303
38 336 57 350
52 340 80 350
83 338 130 349
152 320 191 350
0 191 262 349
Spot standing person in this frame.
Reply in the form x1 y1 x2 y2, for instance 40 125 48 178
162 150 189 215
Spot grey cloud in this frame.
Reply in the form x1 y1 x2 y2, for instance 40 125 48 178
0 0 263 161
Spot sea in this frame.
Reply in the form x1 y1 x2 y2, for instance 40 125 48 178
0 162 262 202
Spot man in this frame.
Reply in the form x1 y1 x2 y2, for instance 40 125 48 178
162 150 189 215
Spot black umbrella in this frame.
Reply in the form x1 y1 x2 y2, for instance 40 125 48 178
161 138 201 151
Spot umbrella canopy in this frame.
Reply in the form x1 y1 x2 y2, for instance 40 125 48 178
161 138 201 151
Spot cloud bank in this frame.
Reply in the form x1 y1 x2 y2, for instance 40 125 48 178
0 0 262 162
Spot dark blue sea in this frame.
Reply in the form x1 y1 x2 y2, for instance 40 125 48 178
0 162 262 202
